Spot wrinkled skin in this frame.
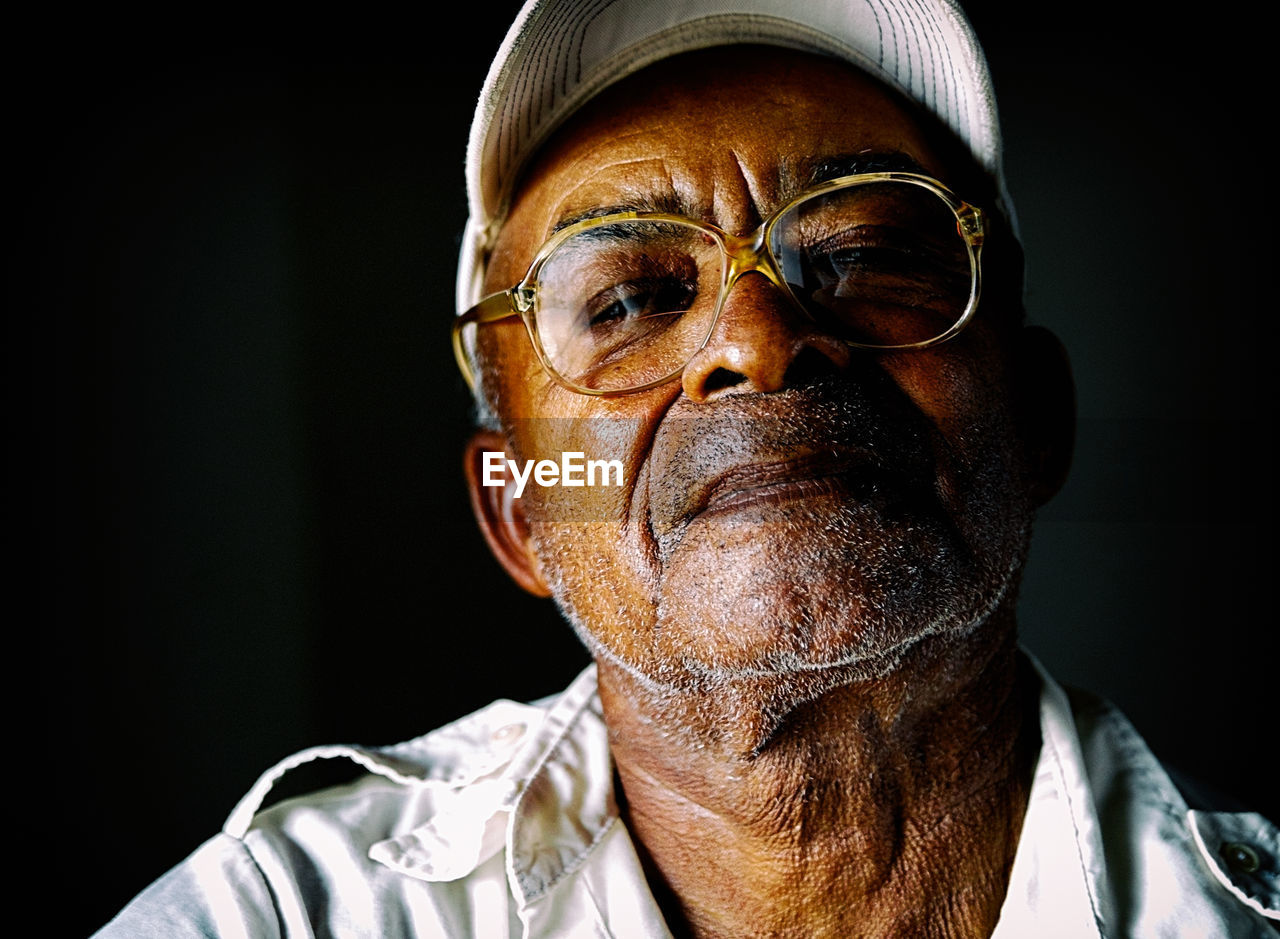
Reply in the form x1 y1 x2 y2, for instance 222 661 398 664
474 49 1042 750
465 47 1072 937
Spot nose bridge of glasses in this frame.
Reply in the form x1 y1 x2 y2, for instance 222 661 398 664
721 229 784 292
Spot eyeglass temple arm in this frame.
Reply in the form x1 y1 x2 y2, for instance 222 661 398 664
452 290 524 391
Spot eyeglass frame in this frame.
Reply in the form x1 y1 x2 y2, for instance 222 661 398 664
452 170 987 397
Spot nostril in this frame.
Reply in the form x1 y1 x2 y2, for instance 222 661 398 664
702 367 746 396
784 345 843 386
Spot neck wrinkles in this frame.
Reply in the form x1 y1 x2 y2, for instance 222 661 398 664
600 618 1040 938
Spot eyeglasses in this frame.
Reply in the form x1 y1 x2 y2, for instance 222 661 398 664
453 171 986 397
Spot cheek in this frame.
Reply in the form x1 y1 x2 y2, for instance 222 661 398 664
507 391 688 657
521 459 665 667
887 345 1006 425
512 415 645 527
477 324 545 422
882 343 1034 527
502 387 676 595
882 338 1023 457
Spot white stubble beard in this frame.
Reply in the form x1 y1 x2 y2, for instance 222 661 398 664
524 400 1036 753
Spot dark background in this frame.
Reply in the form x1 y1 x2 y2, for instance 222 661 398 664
18 5 1272 935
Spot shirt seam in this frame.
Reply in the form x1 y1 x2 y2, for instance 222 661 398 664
510 686 619 902
232 832 290 937
1041 693 1109 938
521 814 624 906
580 855 620 939
507 669 600 811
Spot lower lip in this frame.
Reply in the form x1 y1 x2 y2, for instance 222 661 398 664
700 473 866 518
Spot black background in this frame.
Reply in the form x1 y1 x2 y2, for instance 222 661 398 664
17 5 1273 935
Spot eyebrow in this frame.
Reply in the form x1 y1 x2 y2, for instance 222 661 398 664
549 152 933 234
781 151 933 194
551 191 693 234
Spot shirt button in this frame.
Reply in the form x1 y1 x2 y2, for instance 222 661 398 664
491 722 526 746
1219 841 1262 875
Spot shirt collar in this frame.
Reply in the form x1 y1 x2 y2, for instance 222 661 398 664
363 664 617 901
355 654 1277 934
1001 651 1279 934
993 652 1109 938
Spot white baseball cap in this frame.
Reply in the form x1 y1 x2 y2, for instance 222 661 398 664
456 0 1005 319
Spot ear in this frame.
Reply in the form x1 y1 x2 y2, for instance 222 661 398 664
463 430 552 598
1011 325 1076 506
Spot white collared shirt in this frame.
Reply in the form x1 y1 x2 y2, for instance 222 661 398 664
96 656 1278 937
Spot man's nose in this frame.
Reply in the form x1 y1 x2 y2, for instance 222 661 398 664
680 272 852 402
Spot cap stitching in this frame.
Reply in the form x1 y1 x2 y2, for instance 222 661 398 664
902 0 939 117
872 0 900 82
919 0 960 126
576 0 620 90
885 0 916 94
888 0 912 90
866 0 886 70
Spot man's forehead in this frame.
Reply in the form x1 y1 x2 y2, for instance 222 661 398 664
505 47 951 236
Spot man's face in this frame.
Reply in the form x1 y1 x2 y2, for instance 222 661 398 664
477 48 1039 726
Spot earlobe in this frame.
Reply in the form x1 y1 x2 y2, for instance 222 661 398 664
1012 325 1076 506
464 431 553 598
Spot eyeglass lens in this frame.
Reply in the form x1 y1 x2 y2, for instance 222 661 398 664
533 181 972 393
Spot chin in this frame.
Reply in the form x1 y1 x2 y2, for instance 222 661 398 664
545 490 1031 703
653 492 1029 673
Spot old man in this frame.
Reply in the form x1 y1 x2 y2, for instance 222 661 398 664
97 1 1278 935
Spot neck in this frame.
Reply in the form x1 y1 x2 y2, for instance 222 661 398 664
597 619 1039 938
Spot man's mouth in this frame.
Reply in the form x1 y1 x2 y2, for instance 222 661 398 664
696 450 886 520
644 376 937 540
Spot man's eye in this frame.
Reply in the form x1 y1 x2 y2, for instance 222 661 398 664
809 234 967 297
828 245 902 275
584 279 696 328
821 241 929 280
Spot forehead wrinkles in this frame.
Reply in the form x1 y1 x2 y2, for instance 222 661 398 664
489 149 679 291
489 50 951 289
547 113 808 231
499 144 793 273
709 147 774 234
554 154 685 229
529 143 769 238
